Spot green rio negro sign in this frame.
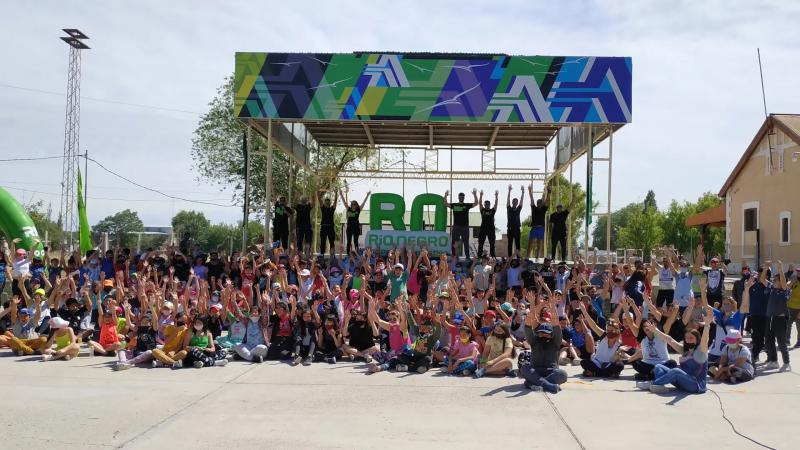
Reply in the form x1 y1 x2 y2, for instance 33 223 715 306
365 193 452 254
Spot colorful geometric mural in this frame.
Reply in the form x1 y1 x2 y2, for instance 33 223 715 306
234 53 632 124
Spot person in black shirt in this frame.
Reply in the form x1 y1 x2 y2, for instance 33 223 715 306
206 252 225 284
294 196 314 255
58 297 93 341
444 189 478 259
526 184 551 260
506 185 525 258
548 197 574 262
339 185 370 255
318 190 337 258
477 190 499 258
272 196 294 250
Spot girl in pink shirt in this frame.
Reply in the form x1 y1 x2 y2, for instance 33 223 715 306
448 326 479 376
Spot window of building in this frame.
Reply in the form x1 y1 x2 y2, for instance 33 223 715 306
744 208 758 232
779 211 791 245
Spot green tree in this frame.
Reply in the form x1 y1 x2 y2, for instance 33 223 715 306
191 76 386 214
617 205 663 260
171 210 211 248
92 209 144 248
591 202 641 250
643 190 657 211
543 174 592 256
660 192 724 258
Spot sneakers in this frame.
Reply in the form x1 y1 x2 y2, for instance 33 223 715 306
347 354 355 362
416 366 428 374
325 357 337 364
636 381 651 390
508 368 519 378
523 381 542 392
475 367 486 378
214 359 228 367
193 361 204 369
462 369 473 377
763 361 780 370
152 360 163 368
41 354 53 362
364 354 374 364
558 357 569 366
64 355 73 361
292 356 302 366
302 357 312 366
729 376 738 384
172 360 183 370
254 355 264 364
114 362 131 371
395 364 409 372
571 359 581 366
649 384 669 394
780 363 792 372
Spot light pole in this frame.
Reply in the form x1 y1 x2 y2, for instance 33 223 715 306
59 29 89 251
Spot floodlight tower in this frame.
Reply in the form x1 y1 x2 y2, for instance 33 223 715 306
59 29 89 250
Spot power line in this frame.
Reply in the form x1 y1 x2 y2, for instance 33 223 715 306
1 185 233 204
0 82 202 115
0 155 64 162
86 156 238 208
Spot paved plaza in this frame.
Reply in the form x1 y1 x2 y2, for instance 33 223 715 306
1 344 797 449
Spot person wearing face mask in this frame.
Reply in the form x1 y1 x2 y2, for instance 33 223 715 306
506 258 522 298
707 297 744 366
152 312 189 368
521 296 568 393
447 326 480 376
475 322 516 378
579 318 625 378
339 186 370 255
234 306 269 363
181 315 228 369
709 330 753 384
114 312 158 370
315 314 344 363
292 305 318 366
641 307 713 394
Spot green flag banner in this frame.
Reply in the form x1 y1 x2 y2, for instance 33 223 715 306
77 168 92 253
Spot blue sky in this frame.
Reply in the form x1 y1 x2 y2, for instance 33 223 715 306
1 0 799 238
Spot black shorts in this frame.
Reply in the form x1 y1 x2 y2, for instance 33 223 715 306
655 289 674 307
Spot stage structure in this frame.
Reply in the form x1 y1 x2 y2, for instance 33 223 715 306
234 52 631 258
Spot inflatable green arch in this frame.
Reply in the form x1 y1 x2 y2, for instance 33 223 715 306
0 187 45 259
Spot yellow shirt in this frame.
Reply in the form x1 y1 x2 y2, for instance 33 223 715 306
788 284 800 310
163 325 188 353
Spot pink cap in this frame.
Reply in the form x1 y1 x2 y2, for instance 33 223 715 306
16 248 27 255
349 289 359 300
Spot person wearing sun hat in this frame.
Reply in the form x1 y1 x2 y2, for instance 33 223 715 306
41 317 80 361
709 329 754 384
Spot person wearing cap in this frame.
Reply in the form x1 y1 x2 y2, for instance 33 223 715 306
709 330 753 384
521 295 568 393
526 184 550 260
6 295 47 355
444 189 478 259
87 298 124 357
387 261 408 303
41 317 80 361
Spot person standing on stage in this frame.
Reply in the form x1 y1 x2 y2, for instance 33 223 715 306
339 184 370 254
526 184 550 260
272 195 294 249
444 189 478 259
478 190 499 258
549 196 575 262
506 185 524 258
294 195 314 256
318 190 337 258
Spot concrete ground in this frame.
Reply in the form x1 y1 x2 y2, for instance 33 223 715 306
1 345 797 450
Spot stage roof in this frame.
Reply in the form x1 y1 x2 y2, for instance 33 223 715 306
235 52 631 148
